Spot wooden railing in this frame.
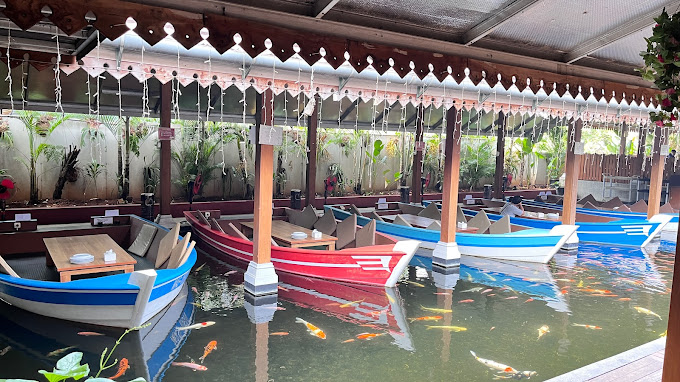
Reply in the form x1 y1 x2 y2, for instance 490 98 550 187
579 154 678 181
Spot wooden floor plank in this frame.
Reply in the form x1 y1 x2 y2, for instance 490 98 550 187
588 355 663 382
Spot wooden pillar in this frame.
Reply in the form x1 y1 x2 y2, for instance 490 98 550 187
637 124 648 176
618 122 628 156
562 118 583 225
305 96 318 208
647 124 667 218
663 223 680 381
493 111 506 199
411 104 425 204
432 106 462 267
245 88 279 296
159 82 172 216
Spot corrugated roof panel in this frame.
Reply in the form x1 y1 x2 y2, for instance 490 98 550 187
590 27 651 66
489 0 667 52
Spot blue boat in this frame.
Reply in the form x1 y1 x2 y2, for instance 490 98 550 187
423 200 671 247
328 207 577 264
524 199 679 226
0 215 196 328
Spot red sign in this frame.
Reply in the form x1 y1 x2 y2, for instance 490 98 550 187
414 141 425 151
158 127 175 140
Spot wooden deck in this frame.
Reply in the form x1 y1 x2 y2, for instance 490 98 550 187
547 338 665 382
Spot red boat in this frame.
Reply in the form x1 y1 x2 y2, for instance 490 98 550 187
184 211 419 287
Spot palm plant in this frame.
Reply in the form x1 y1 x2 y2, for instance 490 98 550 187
460 137 495 191
535 126 567 184
84 160 106 198
514 137 538 187
16 111 69 203
172 121 221 198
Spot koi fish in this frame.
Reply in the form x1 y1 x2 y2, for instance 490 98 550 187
524 298 534 303
465 272 473 282
488 294 496 296
342 339 355 343
481 289 493 294
278 286 289 292
199 340 217 363
433 292 451 295
425 326 467 332
577 280 584 288
490 327 496 331
408 316 443 323
339 299 364 308
560 290 568 295
420 305 452 313
505 296 518 300
469 351 518 374
660 330 667 337
194 263 206 273
178 321 216 331
572 323 602 330
295 317 326 339
634 307 663 320
537 325 550 339
555 279 575 282
77 332 104 336
191 286 198 293
618 298 632 301
109 358 129 379
0 346 11 356
483 273 497 282
356 332 385 340
582 288 612 294
190 302 202 307
47 346 76 357
172 362 207 371
224 270 237 276
270 332 289 336
459 299 474 303
404 280 425 287
462 287 483 293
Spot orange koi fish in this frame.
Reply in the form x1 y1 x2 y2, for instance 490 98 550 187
433 292 451 296
560 290 568 295
524 298 534 303
172 362 207 371
295 317 326 339
408 316 443 323
582 288 612 294
278 286 289 292
537 325 550 339
270 332 289 336
109 358 129 380
505 296 518 300
77 332 104 336
481 289 493 294
199 340 217 363
618 298 632 301
356 332 385 340
572 323 602 330
342 339 355 343
458 299 474 303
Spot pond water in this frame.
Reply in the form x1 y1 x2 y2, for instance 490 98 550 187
0 236 676 382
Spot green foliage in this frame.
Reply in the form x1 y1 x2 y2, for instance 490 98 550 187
460 137 495 190
639 9 680 127
172 121 221 195
535 126 567 182
422 134 442 190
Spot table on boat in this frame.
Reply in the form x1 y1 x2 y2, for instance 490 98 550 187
44 234 136 282
381 214 480 233
240 220 338 250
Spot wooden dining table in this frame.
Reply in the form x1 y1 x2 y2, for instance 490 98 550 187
240 220 338 250
381 214 479 233
43 234 136 282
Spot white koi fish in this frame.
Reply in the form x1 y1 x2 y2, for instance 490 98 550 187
177 321 216 331
470 351 518 374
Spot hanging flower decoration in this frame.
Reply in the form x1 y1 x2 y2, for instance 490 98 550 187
0 119 8 137
0 178 15 200
325 176 337 193
640 9 680 127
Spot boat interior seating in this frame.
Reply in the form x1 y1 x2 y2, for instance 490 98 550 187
467 210 491 234
660 203 675 213
578 194 599 206
348 204 363 216
426 221 441 231
616 204 632 212
629 200 648 213
369 211 385 222
392 215 413 227
600 196 624 209
286 205 318 229
335 213 357 249
457 205 468 224
313 211 337 235
418 203 441 220
582 201 600 210
488 215 511 234
398 203 425 215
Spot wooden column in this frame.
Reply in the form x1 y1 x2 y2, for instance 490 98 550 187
663 223 680 381
618 122 628 156
304 96 318 208
647 124 667 218
440 106 463 244
253 89 275 264
159 82 172 215
637 125 648 176
562 118 583 225
411 104 425 204
493 111 506 199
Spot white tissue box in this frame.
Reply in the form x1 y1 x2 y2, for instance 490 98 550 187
311 229 322 239
104 249 116 263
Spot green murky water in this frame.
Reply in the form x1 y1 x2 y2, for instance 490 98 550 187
0 236 676 382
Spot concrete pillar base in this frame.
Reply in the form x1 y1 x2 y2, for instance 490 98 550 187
155 214 176 230
244 293 279 324
432 266 460 290
432 241 461 268
244 261 279 296
561 232 579 250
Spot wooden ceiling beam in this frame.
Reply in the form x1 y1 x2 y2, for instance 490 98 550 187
312 0 341 19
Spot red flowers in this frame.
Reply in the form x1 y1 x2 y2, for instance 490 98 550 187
662 97 673 108
667 88 676 95
0 178 14 200
656 120 665 127
658 54 665 63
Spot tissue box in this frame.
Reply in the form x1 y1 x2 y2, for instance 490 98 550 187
104 249 116 263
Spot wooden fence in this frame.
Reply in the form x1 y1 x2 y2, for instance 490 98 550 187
579 154 677 181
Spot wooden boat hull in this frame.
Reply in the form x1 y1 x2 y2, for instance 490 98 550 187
184 212 419 287
328 207 577 264
0 220 196 329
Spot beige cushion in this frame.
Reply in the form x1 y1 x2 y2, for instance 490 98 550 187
165 232 191 269
348 204 362 216
399 203 424 215
578 194 598 206
128 224 158 257
354 220 376 248
600 196 624 209
285 208 302 226
582 201 600 210
271 238 279 246
457 205 468 224
335 214 357 249
467 210 491 234
426 221 441 231
296 205 318 229
488 215 511 234
418 202 441 220
210 218 226 233
195 210 211 226
178 241 195 267
314 212 338 235
224 222 249 241
392 214 413 227
369 211 385 222
660 203 675 213
155 223 180 268
629 200 648 213
0 255 19 278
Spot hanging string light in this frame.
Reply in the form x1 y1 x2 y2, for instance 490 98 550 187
53 31 64 115
220 85 226 176
172 45 182 121
5 22 13 113
141 45 150 118
118 75 125 194
20 58 27 110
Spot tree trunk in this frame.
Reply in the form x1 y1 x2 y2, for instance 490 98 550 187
53 145 80 200
30 156 38 204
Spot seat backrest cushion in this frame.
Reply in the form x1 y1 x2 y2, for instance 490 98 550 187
369 211 385 222
457 205 468 224
335 214 357 249
418 202 442 220
399 203 424 215
392 214 413 227
154 223 180 268
467 210 491 234
354 220 376 248
426 220 441 231
128 223 158 257
313 212 338 235
629 200 647 213
296 205 319 229
488 215 511 234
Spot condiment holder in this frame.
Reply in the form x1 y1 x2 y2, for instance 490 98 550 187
457 222 468 229
311 229 322 239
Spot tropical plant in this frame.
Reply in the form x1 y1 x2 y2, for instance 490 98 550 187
535 126 567 183
514 137 538 187
172 121 221 197
459 137 495 190
0 118 12 147
16 111 70 203
422 134 443 190
365 138 387 191
84 160 106 198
